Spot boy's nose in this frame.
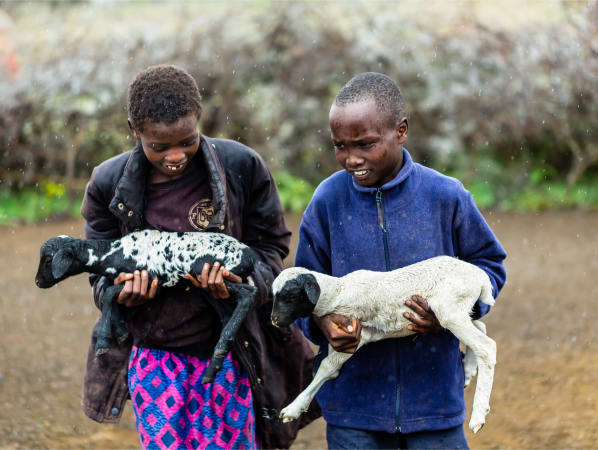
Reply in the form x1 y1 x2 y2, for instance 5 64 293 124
346 152 365 167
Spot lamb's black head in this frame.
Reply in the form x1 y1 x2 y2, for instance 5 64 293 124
271 268 320 328
35 236 80 288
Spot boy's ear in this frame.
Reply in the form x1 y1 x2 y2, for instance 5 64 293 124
51 248 74 279
396 118 408 144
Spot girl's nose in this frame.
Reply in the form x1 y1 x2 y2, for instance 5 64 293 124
165 148 186 163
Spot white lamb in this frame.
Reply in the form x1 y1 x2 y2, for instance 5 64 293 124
271 255 497 433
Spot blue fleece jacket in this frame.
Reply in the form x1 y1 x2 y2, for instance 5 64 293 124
295 149 506 434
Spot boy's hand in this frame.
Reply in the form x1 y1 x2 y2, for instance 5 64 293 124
313 313 361 354
404 295 444 334
185 262 242 299
115 270 158 307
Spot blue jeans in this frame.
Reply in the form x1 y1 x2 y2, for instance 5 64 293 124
326 423 469 449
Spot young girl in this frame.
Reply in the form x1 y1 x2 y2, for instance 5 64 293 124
80 65 318 449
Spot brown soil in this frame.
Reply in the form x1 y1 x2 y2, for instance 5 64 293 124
1 211 597 449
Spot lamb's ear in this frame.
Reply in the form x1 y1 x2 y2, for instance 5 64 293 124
51 248 73 279
298 273 320 304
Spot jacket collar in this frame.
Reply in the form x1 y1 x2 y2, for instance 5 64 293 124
350 147 414 193
108 135 229 232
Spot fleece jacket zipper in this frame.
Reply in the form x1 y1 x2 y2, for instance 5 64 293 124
375 189 391 271
376 188 401 431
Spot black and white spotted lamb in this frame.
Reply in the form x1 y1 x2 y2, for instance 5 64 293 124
271 256 497 433
35 229 258 384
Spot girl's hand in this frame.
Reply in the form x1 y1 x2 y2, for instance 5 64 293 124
403 295 444 334
186 262 242 299
114 270 158 308
313 313 362 354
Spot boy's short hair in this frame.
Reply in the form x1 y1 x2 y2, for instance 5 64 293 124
127 64 202 131
334 72 406 127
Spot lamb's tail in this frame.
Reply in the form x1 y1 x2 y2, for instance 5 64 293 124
480 276 495 307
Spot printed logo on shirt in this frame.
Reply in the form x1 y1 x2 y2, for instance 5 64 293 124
189 199 214 230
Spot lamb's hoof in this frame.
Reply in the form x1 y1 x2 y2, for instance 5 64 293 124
464 376 473 388
279 405 301 423
201 364 221 384
95 347 109 356
280 414 296 423
469 419 485 434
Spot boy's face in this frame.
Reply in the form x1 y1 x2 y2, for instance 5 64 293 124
329 99 407 188
130 113 200 183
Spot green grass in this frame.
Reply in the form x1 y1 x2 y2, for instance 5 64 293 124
1 174 597 227
496 182 598 212
0 183 82 225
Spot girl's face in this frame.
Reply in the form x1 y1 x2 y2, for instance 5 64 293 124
131 113 200 183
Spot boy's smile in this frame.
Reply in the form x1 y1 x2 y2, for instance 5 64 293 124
130 113 200 184
329 99 407 188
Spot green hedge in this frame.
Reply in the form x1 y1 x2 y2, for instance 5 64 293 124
1 2 597 217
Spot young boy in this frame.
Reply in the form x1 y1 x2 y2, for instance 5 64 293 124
79 65 319 449
295 72 507 449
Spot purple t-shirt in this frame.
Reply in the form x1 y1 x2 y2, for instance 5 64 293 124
128 160 222 357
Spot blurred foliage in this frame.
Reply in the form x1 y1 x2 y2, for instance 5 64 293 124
0 1 597 219
0 182 82 225
273 170 315 213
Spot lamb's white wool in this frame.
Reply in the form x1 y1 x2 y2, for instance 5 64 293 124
100 229 244 287
86 248 99 267
274 256 497 434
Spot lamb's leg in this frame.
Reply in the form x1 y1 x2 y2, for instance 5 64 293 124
95 285 124 356
463 320 487 387
440 313 496 433
280 329 373 422
280 344 354 423
201 282 258 384
112 298 130 345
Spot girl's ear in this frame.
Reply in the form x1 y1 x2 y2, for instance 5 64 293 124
396 118 408 144
127 119 140 140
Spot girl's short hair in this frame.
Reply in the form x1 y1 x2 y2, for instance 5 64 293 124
127 65 202 131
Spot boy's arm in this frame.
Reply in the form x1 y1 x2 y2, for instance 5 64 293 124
294 205 331 345
454 190 507 319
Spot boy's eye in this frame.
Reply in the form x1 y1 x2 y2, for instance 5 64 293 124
333 142 344 150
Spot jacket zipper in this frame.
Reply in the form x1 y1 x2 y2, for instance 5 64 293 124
376 189 401 431
375 189 391 271
395 340 402 432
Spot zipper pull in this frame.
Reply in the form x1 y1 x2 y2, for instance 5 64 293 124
375 189 385 231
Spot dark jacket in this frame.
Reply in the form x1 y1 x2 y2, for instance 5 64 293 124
296 149 506 434
80 136 320 448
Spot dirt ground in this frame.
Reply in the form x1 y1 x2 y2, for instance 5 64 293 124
1 211 597 449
